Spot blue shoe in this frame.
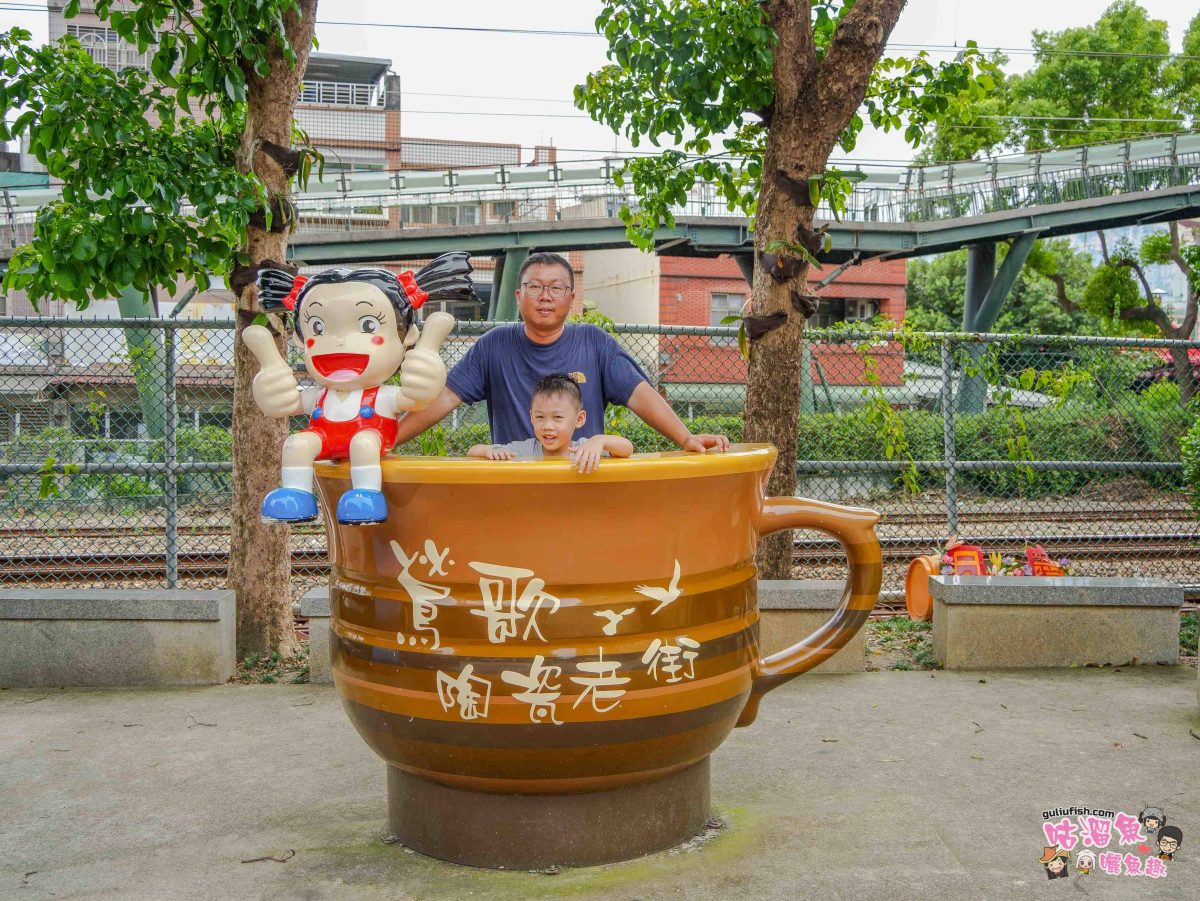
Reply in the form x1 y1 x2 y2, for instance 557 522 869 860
261 487 318 523
336 488 388 525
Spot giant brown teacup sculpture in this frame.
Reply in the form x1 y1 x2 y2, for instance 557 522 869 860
312 446 882 868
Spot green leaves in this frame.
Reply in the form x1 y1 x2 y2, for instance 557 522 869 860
0 2 312 310
578 2 1001 248
719 314 750 360
71 233 97 261
580 0 775 151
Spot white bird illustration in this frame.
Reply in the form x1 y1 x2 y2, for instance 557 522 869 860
593 607 636 636
634 560 682 615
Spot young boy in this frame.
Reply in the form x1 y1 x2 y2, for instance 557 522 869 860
467 373 633 473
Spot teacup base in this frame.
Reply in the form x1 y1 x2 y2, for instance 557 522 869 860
386 757 711 869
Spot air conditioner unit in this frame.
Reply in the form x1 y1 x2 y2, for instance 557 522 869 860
844 299 879 322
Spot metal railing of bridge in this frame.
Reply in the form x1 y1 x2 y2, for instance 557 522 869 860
2 134 1197 248
0 316 1196 602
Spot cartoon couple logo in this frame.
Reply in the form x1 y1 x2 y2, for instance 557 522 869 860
1140 808 1183 861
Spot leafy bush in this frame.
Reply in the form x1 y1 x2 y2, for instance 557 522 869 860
954 402 1116 497
1181 612 1197 658
176 425 234 502
179 425 233 462
1183 413 1200 516
1113 382 1191 488
610 414 743 452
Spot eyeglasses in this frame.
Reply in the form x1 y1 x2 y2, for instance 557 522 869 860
521 282 571 299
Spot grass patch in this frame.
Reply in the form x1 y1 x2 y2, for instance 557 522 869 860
234 645 309 684
867 616 936 671
1182 611 1197 660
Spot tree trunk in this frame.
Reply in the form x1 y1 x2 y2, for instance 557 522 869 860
1170 345 1196 406
747 0 905 578
229 1 318 658
743 143 815 577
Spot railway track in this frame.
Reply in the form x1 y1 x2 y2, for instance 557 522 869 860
4 532 1197 581
877 508 1196 528
2 510 1193 544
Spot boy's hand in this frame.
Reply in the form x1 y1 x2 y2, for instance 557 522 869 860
571 435 607 474
485 447 516 461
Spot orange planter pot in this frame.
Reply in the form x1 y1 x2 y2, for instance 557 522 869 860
905 554 940 622
314 443 882 867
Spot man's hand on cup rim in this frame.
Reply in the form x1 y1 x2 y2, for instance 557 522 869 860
683 433 730 453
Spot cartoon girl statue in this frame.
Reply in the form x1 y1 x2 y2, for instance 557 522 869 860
243 252 474 525
1038 846 1070 879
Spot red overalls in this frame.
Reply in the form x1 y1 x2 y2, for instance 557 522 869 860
303 386 399 461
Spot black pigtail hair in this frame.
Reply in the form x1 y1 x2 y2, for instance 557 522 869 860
414 252 477 305
256 268 302 311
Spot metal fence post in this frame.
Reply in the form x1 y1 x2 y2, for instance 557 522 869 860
940 338 959 537
163 323 179 589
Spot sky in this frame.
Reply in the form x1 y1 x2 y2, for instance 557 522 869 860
0 0 1196 166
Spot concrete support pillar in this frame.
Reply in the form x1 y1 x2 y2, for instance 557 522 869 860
957 244 995 415
383 74 403 228
492 247 529 322
116 285 166 439
956 235 1040 414
799 340 815 415
733 252 754 286
961 243 996 333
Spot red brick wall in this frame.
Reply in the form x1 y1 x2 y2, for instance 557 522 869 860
657 254 907 387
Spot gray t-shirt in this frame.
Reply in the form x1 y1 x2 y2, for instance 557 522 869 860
494 437 610 460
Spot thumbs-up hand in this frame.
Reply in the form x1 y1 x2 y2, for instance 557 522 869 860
397 312 455 410
243 324 303 418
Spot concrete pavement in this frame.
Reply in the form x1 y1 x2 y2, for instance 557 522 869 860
2 668 1198 900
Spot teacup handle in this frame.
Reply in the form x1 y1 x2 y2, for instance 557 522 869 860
736 496 883 727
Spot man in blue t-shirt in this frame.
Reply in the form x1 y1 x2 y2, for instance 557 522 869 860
391 252 729 452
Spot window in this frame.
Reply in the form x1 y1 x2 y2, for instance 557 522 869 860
710 293 746 345
67 24 151 72
435 205 482 227
403 204 482 227
422 299 486 322
710 293 745 328
811 298 845 329
175 408 232 434
402 205 433 226
71 406 143 439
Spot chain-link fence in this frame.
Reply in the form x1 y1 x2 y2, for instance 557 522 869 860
1 317 1197 603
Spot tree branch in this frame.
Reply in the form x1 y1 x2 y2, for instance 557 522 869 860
1111 246 1180 334
1046 273 1079 315
749 102 775 126
1164 223 1198 339
168 2 214 46
1120 255 1155 303
815 0 906 130
1112 246 1170 332
766 0 818 113
1168 221 1186 271
1119 302 1172 333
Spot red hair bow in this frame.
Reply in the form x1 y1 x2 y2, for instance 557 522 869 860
281 275 309 311
397 270 428 309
